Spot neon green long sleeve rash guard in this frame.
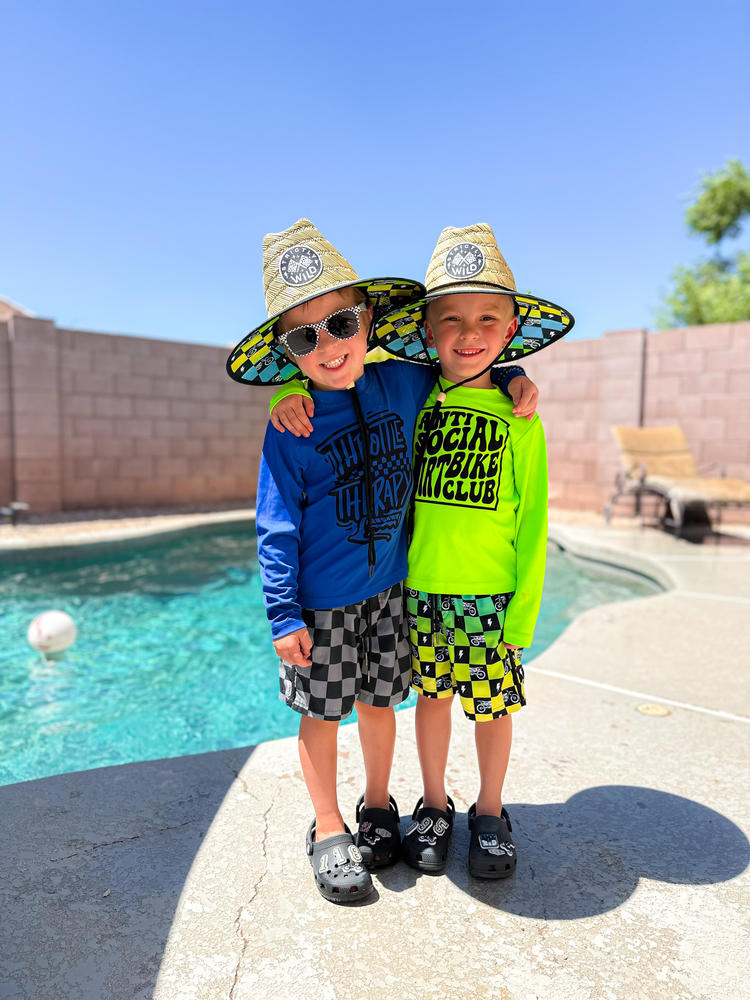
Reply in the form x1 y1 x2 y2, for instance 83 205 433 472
408 383 548 648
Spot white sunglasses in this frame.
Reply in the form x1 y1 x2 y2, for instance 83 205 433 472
277 302 368 357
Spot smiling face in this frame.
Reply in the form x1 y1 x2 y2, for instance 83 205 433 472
276 288 371 391
424 292 518 388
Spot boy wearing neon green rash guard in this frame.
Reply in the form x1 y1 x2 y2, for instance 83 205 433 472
407 352 547 648
373 222 573 878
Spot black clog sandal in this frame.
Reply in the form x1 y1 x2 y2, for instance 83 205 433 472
306 820 374 903
401 795 455 874
467 804 517 879
354 794 401 869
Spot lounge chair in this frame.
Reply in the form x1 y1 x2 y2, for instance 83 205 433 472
605 425 750 538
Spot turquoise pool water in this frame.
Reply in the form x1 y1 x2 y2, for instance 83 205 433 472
0 527 659 786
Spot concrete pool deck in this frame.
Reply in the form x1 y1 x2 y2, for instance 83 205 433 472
1 517 748 1000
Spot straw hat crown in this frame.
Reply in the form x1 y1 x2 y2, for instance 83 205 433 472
262 218 360 319
426 223 515 295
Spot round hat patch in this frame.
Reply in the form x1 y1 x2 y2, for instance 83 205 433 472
445 242 486 280
279 245 324 287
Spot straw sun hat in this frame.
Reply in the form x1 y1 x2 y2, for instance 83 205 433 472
227 219 425 386
373 223 575 364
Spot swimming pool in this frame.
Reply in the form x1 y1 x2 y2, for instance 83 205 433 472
0 526 660 786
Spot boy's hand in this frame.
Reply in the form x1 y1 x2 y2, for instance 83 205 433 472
273 627 313 668
270 396 315 437
508 375 539 421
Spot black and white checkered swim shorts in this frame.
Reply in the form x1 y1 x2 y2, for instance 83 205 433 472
279 582 411 721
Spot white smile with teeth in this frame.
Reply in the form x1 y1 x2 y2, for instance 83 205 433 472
321 355 347 369
455 348 483 356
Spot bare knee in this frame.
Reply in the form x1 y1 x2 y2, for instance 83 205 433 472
355 701 393 721
417 694 453 716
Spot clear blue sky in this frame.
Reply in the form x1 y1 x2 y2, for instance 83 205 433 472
2 0 748 346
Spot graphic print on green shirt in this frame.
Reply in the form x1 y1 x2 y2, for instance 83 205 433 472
414 406 510 511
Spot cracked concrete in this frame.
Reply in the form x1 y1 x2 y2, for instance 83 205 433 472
245 798 276 907
49 822 194 863
228 790 280 1000
1 522 748 1000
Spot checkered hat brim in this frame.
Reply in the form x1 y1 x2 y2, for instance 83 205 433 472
226 277 425 387
373 285 575 366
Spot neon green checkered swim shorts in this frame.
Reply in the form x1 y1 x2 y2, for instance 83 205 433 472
405 588 526 721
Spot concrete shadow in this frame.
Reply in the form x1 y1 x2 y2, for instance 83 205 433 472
440 785 749 918
0 745 256 1000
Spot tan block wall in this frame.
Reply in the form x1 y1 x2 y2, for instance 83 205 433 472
7 316 63 512
4 315 273 512
0 321 14 505
643 323 750 479
55 326 273 511
1 315 748 517
523 329 647 511
523 321 750 515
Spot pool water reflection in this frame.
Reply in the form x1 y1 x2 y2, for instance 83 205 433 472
0 528 660 785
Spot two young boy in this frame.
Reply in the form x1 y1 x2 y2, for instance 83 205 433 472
227 219 573 902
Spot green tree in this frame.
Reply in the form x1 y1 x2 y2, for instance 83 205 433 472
658 159 750 327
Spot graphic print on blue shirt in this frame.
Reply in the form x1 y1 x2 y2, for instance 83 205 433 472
315 410 412 544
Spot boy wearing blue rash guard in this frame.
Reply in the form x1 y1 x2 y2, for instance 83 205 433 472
227 219 537 904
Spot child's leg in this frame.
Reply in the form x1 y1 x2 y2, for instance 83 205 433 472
474 713 512 816
405 587 454 809
400 588 457 873
356 702 395 810
415 693 453 810
462 626 523 879
280 604 376 901
469 712 517 879
352 584 412 868
355 582 412 811
401 692 455 873
298 711 374 902
298 714 345 840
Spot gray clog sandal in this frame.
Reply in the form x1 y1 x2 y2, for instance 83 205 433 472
306 820 374 903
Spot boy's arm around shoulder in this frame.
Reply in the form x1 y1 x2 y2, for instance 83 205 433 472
267 354 412 437
269 358 440 438
490 365 538 420
269 378 315 438
256 422 309 646
503 415 548 648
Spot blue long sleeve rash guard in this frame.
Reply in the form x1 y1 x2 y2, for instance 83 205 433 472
256 360 525 640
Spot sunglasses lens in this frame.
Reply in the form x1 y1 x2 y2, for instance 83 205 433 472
282 307 361 356
286 326 318 357
326 310 359 340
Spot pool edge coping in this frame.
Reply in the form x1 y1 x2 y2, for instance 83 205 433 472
1 510 679 595
0 509 256 562
546 523 678 592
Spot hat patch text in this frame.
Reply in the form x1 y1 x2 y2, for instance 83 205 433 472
279 245 324 287
445 242 486 280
